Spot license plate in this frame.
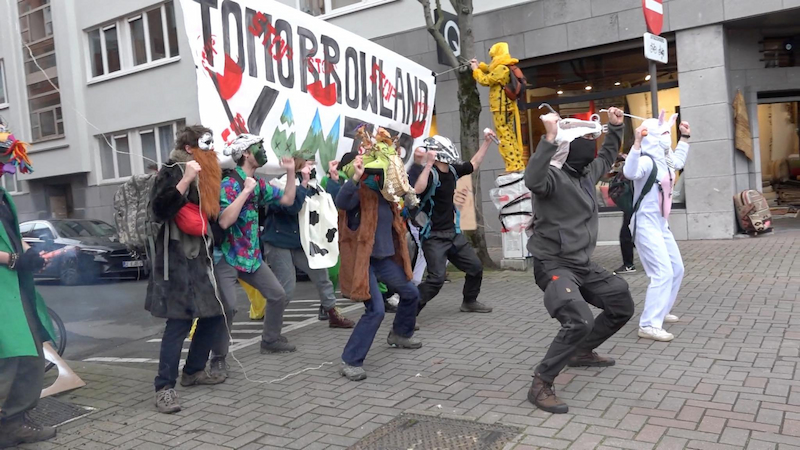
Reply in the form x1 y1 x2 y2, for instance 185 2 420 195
123 261 144 268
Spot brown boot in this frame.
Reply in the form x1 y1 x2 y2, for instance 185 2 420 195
567 350 616 368
528 374 569 414
328 307 355 328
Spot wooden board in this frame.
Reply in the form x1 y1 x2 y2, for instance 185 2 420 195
454 176 477 231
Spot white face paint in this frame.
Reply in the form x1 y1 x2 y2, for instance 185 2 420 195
198 132 214 151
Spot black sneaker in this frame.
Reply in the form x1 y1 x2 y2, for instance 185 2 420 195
209 356 229 379
460 301 493 313
260 339 297 354
614 265 636 274
318 306 329 321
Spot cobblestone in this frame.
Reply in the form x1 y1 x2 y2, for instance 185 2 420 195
23 232 800 449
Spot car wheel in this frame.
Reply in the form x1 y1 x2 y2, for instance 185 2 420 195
60 258 83 286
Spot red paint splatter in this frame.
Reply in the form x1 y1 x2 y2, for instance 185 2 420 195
308 80 337 107
231 113 247 134
221 129 231 142
216 54 243 101
409 120 426 139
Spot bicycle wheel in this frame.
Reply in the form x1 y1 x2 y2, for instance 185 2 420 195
44 307 67 373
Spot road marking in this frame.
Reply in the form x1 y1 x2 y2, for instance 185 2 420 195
83 357 163 363
228 303 364 353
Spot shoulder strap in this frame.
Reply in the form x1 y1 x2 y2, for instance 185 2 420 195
224 168 245 188
631 155 658 215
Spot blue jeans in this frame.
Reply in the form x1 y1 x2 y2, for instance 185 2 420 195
341 257 419 367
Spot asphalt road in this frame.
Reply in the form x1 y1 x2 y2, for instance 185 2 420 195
37 276 353 364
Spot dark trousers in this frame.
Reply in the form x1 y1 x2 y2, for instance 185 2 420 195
417 231 482 313
620 210 634 267
0 285 45 421
533 258 634 383
341 257 418 367
154 315 222 391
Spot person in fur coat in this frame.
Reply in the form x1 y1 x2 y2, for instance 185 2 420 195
328 154 421 381
146 126 226 415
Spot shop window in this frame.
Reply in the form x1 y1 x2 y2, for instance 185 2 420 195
0 59 7 107
522 43 684 212
760 37 800 68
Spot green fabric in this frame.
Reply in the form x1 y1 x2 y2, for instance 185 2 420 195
0 189 55 359
328 258 340 291
342 144 393 180
379 282 387 294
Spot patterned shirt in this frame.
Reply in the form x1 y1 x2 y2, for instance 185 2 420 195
220 167 283 273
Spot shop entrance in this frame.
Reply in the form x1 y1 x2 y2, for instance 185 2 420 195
757 95 800 230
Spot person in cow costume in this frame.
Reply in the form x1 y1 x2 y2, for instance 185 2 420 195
623 111 691 342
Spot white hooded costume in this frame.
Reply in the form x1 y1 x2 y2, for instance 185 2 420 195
622 111 689 331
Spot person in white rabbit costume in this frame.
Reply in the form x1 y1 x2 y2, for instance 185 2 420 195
623 110 691 342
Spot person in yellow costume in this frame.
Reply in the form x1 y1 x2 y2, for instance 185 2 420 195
471 42 525 173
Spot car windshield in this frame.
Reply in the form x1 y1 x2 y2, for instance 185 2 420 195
53 220 116 238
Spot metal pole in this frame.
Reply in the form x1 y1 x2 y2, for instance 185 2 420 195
649 60 659 116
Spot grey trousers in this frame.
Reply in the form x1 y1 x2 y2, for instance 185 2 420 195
0 285 45 420
265 244 336 310
212 260 287 357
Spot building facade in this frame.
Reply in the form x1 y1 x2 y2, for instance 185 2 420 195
1 0 800 246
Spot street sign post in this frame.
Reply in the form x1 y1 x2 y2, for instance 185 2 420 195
642 0 664 116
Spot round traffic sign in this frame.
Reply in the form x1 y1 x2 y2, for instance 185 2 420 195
642 0 664 36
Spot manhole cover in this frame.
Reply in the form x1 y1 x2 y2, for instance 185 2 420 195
349 413 522 450
28 397 94 427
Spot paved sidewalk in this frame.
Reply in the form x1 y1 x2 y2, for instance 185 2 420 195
23 230 800 450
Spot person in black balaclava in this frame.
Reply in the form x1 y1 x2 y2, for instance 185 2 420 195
523 108 635 415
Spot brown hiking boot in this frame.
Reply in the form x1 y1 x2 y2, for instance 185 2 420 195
327 307 355 328
0 414 57 448
567 350 616 368
528 374 568 414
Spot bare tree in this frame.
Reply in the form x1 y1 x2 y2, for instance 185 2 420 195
419 0 497 269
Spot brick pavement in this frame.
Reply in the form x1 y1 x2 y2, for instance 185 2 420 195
21 230 800 449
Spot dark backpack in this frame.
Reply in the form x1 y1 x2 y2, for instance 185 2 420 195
504 65 527 101
608 155 658 238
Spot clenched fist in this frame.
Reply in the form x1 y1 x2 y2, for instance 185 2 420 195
243 177 257 194
183 161 202 182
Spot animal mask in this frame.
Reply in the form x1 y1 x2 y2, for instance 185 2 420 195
0 116 33 177
640 109 678 161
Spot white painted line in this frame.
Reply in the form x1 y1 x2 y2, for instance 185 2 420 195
645 0 663 14
227 303 364 353
83 357 163 364
597 241 621 246
147 338 252 343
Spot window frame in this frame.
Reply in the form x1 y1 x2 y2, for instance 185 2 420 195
85 1 180 84
96 120 184 184
0 173 25 195
296 0 395 20
0 59 8 108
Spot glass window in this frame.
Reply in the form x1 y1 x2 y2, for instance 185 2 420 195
130 17 147 66
165 1 179 57
26 8 48 42
147 8 166 61
299 0 326 16
141 130 158 171
115 136 132 177
28 78 56 96
0 59 7 105
88 29 103 77
332 0 360 9
104 25 121 73
39 108 56 136
100 138 115 180
19 222 34 236
32 223 54 240
18 0 49 15
158 124 174 164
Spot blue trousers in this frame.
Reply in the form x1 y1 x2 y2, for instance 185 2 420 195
341 257 419 367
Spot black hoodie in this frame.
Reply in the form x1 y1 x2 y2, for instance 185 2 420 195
524 124 623 269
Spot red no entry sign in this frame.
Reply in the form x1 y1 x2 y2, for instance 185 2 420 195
642 0 664 35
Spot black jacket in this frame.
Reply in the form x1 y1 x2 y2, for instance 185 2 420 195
525 124 623 269
144 163 223 320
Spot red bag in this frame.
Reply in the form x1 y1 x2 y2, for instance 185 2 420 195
174 203 208 236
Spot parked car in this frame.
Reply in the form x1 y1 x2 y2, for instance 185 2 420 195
20 219 148 285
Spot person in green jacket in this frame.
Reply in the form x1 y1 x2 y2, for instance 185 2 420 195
0 121 57 448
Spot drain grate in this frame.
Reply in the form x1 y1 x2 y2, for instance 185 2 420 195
349 413 522 450
28 397 94 427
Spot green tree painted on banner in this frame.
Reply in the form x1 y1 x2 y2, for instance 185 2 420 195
271 100 297 158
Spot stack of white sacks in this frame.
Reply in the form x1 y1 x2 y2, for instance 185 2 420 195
490 172 532 259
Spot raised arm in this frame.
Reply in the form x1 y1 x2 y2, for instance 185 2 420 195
587 123 624 184
470 131 494 170
622 122 653 181
672 121 691 170
334 155 365 211
472 63 509 88
218 177 256 230
525 113 560 197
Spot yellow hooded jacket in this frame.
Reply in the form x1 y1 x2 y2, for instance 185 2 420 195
473 42 519 112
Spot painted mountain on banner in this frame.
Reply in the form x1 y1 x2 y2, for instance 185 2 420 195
271 100 341 167
271 100 297 158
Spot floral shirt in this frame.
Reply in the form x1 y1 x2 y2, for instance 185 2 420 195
220 167 283 273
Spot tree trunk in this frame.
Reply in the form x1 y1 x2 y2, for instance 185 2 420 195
456 69 497 269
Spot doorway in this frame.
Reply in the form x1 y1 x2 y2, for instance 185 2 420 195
46 184 74 219
757 99 800 230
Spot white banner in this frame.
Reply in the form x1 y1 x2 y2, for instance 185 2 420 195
178 0 436 174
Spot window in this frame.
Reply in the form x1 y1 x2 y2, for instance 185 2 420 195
0 173 22 194
0 59 7 107
297 0 384 17
87 2 179 81
19 222 34 236
98 120 184 182
89 25 121 77
31 223 54 241
18 0 63 141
